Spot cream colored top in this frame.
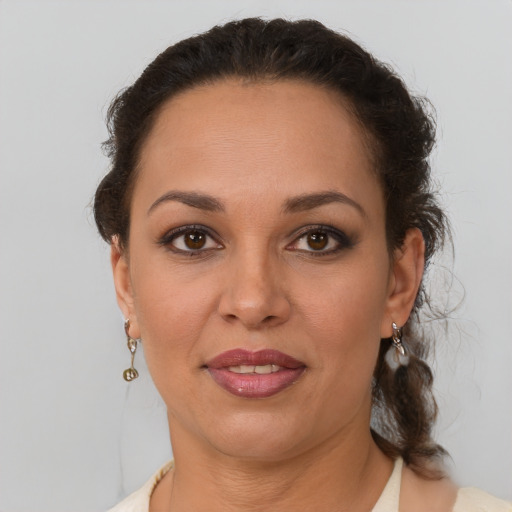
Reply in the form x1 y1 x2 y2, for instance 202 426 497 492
107 458 512 512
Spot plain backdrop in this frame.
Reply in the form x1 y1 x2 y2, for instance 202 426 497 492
0 1 511 510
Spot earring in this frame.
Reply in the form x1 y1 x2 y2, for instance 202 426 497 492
384 322 409 371
123 319 140 382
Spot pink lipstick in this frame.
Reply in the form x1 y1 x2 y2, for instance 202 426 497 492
205 349 306 398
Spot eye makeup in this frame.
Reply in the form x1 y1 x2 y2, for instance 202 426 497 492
286 224 357 257
156 221 357 260
157 224 223 256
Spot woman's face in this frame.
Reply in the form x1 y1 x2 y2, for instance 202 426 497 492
113 80 422 460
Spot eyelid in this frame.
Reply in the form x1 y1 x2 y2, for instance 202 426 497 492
157 224 223 253
157 223 354 256
287 224 355 254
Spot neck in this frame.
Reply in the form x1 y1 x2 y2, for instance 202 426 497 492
155 421 393 512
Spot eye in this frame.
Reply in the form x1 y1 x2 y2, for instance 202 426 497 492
304 231 330 251
288 226 353 255
159 226 222 254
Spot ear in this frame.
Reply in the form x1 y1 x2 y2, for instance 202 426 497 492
381 228 425 338
111 238 141 339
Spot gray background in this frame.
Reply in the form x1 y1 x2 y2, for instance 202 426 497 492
0 1 511 510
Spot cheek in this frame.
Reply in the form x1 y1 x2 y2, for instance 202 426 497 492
294 257 390 378
298 259 389 335
129 257 219 373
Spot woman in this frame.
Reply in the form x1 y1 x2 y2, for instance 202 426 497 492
94 18 511 512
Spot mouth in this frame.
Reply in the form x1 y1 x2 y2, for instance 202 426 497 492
204 349 306 399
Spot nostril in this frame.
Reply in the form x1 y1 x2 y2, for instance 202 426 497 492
217 280 292 328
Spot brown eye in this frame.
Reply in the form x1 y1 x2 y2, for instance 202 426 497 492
161 226 223 254
288 225 353 255
307 231 328 250
184 230 206 250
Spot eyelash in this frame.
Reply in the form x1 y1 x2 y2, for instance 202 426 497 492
158 225 223 256
287 224 355 256
158 224 354 257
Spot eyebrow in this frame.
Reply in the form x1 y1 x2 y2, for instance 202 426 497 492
283 191 366 217
147 189 365 217
148 191 224 215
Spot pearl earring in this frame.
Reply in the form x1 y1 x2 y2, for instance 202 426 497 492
384 322 409 371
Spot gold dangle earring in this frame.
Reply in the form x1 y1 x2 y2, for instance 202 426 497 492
123 319 140 382
384 322 410 371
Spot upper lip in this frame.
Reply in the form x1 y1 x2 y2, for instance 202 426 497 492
205 349 305 369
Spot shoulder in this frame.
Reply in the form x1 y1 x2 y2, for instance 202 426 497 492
400 463 512 512
106 486 149 512
106 462 173 512
399 463 459 512
453 487 512 512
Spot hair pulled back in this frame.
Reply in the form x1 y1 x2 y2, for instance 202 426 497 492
94 17 449 477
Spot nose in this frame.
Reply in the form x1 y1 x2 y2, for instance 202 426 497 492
217 247 291 329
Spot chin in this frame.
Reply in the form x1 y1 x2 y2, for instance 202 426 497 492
200 412 315 462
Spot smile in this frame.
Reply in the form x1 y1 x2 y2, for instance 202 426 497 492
205 349 306 398
228 364 282 374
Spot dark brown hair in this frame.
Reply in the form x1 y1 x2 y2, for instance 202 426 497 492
94 18 449 476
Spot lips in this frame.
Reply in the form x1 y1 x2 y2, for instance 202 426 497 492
205 349 306 398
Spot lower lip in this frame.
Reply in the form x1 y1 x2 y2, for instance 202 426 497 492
207 367 305 398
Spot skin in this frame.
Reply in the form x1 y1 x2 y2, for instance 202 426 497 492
111 80 456 511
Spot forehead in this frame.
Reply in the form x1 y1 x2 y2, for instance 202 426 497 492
135 79 380 211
